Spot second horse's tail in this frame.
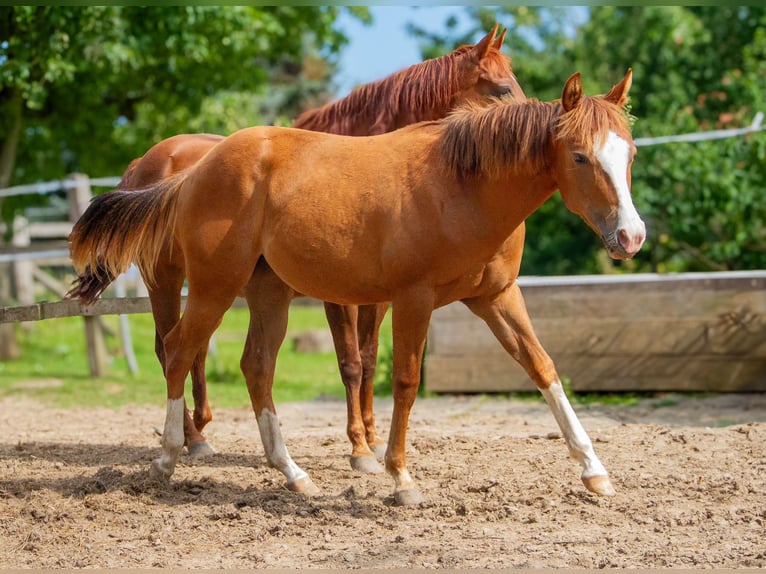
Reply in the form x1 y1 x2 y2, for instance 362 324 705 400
67 170 186 305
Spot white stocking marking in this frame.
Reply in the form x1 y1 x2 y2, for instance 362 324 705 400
256 409 309 485
540 381 607 479
154 397 185 477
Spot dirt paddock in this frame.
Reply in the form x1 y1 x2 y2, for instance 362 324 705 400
1 392 764 569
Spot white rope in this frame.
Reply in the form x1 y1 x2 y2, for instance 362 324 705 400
0 176 121 199
635 112 764 147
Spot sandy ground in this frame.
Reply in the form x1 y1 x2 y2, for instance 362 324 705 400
1 392 764 569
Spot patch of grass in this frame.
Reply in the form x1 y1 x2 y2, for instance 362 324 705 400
0 304 393 409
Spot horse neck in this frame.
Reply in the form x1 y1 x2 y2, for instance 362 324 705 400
438 99 565 243
294 53 465 136
464 170 559 248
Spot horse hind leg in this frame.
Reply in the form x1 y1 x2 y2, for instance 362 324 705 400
147 258 215 458
150 263 252 481
241 262 320 495
463 282 615 497
186 339 216 457
324 302 383 474
357 302 389 458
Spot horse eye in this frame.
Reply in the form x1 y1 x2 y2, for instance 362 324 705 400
492 84 513 98
573 153 589 165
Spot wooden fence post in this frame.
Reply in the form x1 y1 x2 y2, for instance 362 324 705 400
11 215 34 306
67 173 108 377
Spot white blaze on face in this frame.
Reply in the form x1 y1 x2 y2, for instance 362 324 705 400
594 131 645 251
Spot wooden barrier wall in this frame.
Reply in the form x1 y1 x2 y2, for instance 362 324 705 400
425 271 766 393
3 271 766 392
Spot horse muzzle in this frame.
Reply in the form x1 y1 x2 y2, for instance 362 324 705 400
602 221 646 260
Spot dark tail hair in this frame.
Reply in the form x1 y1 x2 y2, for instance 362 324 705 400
67 171 187 304
66 156 146 303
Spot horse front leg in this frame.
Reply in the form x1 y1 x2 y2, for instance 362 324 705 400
357 302 390 459
324 302 383 474
463 282 615 496
386 289 433 506
242 262 320 495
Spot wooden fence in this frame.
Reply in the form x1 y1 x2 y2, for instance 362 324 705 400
3 270 765 393
1 174 121 298
425 271 766 393
0 174 128 376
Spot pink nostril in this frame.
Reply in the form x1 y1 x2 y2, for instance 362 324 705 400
617 228 644 254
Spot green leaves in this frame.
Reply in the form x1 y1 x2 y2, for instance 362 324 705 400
424 6 766 274
1 6 360 195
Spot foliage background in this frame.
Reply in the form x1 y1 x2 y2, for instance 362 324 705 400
1 6 764 274
1 6 764 390
409 6 766 275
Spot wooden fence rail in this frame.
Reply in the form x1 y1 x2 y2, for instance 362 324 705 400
425 270 766 393
1 173 133 376
3 270 766 393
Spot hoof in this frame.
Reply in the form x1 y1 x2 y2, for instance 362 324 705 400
582 474 616 496
187 441 216 458
350 455 384 474
394 488 424 506
370 442 387 459
288 476 321 497
149 459 172 482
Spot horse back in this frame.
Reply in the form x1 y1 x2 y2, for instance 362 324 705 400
122 133 225 190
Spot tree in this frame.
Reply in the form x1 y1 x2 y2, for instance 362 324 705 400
0 6 368 358
577 6 766 272
408 6 766 275
1 6 368 189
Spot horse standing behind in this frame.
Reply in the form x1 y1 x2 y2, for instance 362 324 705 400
69 25 523 474
69 70 645 505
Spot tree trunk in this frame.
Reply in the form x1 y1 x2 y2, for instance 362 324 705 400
0 90 24 360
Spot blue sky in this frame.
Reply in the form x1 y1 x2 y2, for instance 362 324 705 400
333 6 473 97
331 6 589 97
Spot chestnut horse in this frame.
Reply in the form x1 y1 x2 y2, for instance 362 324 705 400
69 70 645 505
69 25 522 471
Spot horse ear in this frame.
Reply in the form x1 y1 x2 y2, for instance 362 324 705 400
472 23 499 59
493 27 507 50
562 72 583 112
604 68 633 106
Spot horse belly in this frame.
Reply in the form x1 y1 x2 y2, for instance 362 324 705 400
262 229 390 306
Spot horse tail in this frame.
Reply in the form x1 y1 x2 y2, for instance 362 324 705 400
66 155 146 302
118 157 142 190
67 170 187 305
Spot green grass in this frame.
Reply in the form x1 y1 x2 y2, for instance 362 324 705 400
1 302 668 411
0 304 393 409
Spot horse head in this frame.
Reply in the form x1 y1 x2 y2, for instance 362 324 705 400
454 23 526 106
552 69 645 260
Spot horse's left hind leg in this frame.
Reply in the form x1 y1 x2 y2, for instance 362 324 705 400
151 295 234 481
147 257 214 458
463 282 615 497
241 262 320 496
324 302 383 474
357 303 389 459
